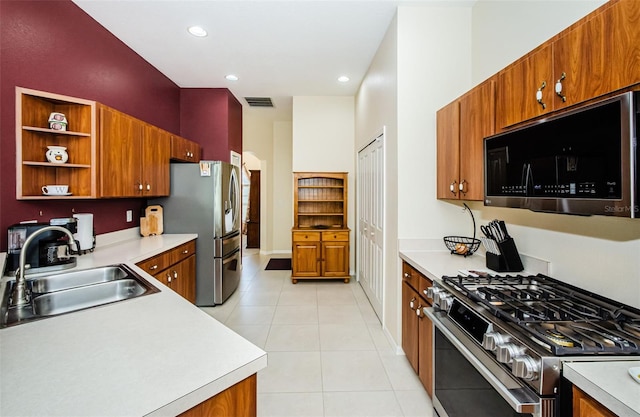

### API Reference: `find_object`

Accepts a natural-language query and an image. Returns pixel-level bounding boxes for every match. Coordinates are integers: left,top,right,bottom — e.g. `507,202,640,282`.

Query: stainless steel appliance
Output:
151,161,241,306
484,91,639,217
426,273,640,417
6,220,78,275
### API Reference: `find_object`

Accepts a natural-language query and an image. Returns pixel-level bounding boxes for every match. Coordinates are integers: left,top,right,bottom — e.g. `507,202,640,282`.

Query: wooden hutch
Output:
291,172,350,283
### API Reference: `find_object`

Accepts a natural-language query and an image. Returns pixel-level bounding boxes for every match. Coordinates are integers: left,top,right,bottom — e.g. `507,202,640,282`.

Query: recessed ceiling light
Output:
188,26,207,37
338,76,350,83
225,74,239,81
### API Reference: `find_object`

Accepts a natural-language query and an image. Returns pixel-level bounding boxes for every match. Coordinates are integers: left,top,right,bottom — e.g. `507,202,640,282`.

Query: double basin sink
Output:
1,264,159,328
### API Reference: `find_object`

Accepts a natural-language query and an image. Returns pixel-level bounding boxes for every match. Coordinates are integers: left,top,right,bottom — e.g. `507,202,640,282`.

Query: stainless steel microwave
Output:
484,91,638,217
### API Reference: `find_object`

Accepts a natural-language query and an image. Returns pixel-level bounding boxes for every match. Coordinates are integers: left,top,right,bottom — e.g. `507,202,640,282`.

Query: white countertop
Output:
0,234,267,417
564,361,640,416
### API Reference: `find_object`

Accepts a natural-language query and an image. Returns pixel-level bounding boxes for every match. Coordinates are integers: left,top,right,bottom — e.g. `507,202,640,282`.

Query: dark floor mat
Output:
265,258,292,270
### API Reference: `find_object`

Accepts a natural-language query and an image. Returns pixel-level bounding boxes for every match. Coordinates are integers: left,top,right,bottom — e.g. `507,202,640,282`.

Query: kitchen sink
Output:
1,264,159,328
30,265,129,293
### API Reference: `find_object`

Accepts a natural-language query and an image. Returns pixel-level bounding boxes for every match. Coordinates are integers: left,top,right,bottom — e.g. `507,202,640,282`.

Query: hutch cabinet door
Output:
292,241,321,277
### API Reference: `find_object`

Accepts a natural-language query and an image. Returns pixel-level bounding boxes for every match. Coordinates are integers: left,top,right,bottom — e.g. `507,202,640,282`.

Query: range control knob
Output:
426,286,440,299
496,343,526,364
433,290,449,306
512,355,540,380
439,295,454,311
482,332,511,351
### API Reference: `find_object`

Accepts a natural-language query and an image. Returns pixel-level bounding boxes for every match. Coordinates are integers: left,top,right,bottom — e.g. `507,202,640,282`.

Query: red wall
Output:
0,1,241,251
180,89,243,161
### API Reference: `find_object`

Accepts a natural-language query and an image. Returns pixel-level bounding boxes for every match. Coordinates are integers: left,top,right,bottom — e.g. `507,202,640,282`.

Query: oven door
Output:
426,308,540,417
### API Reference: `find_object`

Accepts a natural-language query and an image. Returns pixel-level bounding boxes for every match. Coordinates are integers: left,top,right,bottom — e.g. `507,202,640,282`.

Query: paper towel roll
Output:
73,213,94,251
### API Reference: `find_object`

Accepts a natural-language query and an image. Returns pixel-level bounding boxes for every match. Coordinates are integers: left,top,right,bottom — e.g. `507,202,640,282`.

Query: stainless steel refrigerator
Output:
151,161,241,306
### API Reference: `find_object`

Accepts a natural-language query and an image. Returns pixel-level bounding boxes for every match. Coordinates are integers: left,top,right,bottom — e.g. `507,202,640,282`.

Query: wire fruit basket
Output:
443,203,481,257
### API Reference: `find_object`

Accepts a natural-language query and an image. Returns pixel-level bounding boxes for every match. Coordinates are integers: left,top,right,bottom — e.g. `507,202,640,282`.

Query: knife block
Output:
486,237,524,272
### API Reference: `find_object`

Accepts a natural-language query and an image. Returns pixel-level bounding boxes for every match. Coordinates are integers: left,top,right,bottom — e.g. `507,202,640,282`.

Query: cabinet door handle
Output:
555,72,566,102
459,179,467,195
449,180,458,196
536,81,547,109
149,264,158,270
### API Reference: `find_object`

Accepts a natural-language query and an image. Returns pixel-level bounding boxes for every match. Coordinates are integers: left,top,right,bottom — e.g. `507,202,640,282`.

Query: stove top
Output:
441,273,640,355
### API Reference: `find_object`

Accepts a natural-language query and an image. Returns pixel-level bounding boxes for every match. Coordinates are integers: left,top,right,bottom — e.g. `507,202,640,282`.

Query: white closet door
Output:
357,133,384,320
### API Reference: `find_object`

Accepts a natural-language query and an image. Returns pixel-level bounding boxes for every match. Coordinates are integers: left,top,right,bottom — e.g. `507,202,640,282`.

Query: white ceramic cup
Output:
42,185,69,195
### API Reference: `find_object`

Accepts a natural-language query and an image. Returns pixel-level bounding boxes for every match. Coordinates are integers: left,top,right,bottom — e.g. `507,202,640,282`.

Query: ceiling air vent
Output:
245,97,274,107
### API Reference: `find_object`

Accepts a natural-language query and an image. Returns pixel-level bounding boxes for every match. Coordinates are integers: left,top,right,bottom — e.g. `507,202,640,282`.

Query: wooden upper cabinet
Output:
437,79,495,201
436,100,460,199
170,135,201,163
142,125,170,196
459,79,495,201
98,105,170,197
554,0,640,110
497,0,640,129
496,45,552,129
99,105,143,197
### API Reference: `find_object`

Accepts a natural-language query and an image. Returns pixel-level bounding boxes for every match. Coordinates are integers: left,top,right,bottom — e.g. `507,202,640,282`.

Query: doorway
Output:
246,170,261,248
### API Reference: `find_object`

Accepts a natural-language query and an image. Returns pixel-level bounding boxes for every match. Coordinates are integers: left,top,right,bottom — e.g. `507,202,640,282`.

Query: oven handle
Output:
425,307,540,415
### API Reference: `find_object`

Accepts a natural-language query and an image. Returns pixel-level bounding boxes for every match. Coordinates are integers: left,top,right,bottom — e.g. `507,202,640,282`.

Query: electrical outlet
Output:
126,210,133,222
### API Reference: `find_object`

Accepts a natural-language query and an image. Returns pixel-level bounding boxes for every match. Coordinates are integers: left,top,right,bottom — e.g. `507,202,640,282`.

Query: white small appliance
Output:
73,213,95,252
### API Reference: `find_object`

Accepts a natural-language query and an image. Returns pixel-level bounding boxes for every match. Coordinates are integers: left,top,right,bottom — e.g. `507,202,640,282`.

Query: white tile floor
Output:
201,249,434,417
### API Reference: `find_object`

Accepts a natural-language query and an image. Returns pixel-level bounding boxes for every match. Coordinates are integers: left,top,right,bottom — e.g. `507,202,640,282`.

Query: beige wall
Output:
292,96,356,258
272,121,293,254
355,15,399,346
471,0,606,83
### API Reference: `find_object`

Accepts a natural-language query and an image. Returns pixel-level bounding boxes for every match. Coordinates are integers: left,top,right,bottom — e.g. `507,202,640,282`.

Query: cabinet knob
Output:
167,273,172,282
149,264,158,270
138,182,143,191
536,80,547,109
403,272,411,279
182,249,189,254
409,297,416,309
146,183,151,191
416,305,423,317
555,72,566,102
173,271,178,279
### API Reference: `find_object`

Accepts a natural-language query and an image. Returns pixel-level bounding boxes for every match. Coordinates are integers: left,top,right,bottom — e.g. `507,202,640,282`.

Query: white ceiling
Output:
72,0,464,119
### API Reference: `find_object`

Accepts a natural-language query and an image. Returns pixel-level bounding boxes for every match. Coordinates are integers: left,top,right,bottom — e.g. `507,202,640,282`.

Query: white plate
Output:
43,192,72,196
628,367,640,384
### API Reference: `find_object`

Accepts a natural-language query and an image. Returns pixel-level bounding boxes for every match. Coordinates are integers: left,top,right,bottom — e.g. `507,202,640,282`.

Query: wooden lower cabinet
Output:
291,229,350,283
136,240,196,303
572,386,617,417
401,261,433,396
179,374,257,417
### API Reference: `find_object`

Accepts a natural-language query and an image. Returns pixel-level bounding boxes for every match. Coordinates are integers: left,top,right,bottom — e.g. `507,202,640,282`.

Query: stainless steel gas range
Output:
425,272,640,417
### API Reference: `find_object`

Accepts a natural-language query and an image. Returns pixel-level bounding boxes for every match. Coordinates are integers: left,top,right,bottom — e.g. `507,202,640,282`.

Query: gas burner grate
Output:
442,273,640,355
